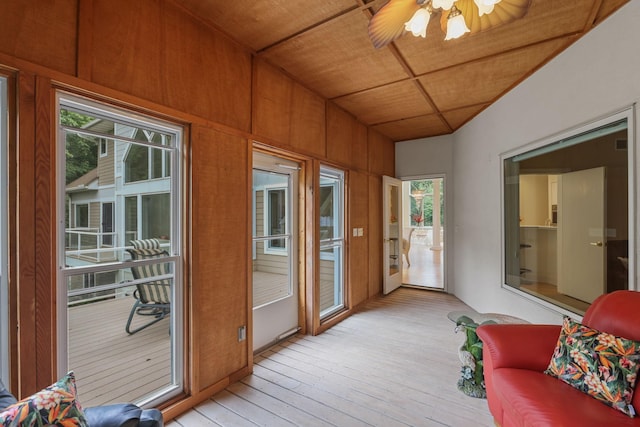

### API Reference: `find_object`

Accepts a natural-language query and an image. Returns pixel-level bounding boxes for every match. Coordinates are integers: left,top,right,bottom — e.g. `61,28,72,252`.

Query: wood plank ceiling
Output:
173,0,629,142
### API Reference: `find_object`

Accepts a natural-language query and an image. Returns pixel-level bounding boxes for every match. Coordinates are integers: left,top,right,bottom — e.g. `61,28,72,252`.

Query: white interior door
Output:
557,167,606,303
383,176,403,294
252,153,299,352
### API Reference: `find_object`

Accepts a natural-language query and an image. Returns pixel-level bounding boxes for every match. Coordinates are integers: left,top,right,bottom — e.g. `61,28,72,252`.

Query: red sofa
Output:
477,291,640,427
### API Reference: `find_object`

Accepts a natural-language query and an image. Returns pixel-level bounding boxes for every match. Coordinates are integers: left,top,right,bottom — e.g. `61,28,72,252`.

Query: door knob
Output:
589,241,604,247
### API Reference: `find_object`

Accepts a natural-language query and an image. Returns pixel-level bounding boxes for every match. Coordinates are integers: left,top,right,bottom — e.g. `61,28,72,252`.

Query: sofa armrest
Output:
476,324,561,371
140,408,164,427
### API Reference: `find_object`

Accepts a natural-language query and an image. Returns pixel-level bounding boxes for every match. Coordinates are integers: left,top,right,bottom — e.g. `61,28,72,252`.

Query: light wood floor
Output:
402,241,444,289
167,288,494,427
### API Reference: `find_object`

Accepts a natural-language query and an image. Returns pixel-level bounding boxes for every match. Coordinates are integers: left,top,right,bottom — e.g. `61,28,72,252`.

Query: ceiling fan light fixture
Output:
432,0,456,10
444,5,470,40
404,8,431,38
473,0,500,16
368,0,530,48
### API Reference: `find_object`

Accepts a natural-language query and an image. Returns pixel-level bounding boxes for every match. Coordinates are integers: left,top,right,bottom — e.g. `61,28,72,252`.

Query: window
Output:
74,204,89,228
124,130,171,183
319,166,345,319
502,110,633,315
0,76,8,384
99,138,108,157
264,186,287,253
57,93,182,407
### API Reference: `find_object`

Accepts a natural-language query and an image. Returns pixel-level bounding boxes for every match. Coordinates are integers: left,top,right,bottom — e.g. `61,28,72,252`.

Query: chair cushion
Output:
130,239,161,250
0,372,88,426
545,317,640,417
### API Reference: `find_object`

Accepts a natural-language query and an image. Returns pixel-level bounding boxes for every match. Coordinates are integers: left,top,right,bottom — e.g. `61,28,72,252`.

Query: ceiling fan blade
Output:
369,0,421,48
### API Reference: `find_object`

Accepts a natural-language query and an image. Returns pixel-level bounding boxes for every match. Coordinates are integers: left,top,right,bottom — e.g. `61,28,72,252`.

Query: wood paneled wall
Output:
0,0,394,417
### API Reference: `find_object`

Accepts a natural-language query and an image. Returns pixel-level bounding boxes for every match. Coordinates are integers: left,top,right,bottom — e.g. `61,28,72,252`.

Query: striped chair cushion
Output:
128,241,171,305
130,238,161,250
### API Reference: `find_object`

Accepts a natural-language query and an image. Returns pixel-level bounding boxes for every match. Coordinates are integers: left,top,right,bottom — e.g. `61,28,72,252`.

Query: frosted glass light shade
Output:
404,8,431,38
474,0,501,16
432,0,456,10
445,13,470,40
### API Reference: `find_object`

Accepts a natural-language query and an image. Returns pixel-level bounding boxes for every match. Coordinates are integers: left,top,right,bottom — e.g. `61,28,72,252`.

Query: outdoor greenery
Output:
61,109,97,184
409,180,444,227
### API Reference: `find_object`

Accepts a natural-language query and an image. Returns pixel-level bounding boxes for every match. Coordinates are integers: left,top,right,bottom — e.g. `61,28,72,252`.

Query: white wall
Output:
398,2,640,323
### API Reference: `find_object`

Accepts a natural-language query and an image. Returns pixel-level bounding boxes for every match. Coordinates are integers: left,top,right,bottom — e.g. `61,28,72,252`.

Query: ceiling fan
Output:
368,0,531,49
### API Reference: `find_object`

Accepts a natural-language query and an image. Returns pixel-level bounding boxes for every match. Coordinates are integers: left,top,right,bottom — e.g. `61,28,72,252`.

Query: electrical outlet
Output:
238,325,246,342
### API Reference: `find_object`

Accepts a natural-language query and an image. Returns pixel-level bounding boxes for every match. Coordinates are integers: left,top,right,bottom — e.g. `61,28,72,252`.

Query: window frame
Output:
0,76,9,385
500,107,636,317
55,92,184,407
263,185,288,255
319,165,346,320
99,138,108,157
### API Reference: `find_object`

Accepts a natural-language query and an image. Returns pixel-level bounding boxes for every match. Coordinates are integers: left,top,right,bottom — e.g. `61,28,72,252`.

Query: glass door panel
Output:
319,166,345,319
383,176,403,294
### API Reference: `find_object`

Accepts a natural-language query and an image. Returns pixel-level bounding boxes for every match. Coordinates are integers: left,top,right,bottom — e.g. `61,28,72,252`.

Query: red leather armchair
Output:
477,291,640,427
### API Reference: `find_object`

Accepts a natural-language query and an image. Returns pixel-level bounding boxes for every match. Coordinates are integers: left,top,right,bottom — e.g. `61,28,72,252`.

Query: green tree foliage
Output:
61,109,98,184
409,180,444,226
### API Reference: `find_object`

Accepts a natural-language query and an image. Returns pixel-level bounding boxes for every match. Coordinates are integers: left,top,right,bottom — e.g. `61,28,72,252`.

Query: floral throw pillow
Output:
0,372,88,426
545,317,640,417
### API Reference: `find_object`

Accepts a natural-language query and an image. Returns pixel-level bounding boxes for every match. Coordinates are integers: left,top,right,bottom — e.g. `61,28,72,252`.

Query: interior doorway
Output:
401,177,445,290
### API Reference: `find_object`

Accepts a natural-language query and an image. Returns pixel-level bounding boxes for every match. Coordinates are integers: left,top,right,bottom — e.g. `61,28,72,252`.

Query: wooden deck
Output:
253,271,289,307
68,296,171,407
168,288,494,427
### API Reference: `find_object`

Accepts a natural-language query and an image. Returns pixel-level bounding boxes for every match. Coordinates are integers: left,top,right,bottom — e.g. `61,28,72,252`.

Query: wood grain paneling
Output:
351,122,368,173
367,130,394,177
334,80,435,125
34,76,55,390
175,0,356,52
253,60,326,155
290,83,326,158
261,10,409,100
420,38,573,112
253,60,292,145
16,72,37,397
368,175,382,298
0,1,77,76
372,114,451,142
348,171,368,307
326,104,351,166
87,0,252,132
326,104,369,171
381,134,395,177
191,126,249,390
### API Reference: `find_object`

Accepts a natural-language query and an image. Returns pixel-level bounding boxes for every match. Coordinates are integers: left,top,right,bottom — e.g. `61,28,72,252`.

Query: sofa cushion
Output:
495,368,640,427
545,317,640,417
0,372,88,427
